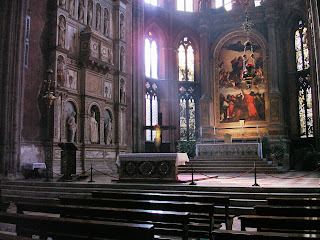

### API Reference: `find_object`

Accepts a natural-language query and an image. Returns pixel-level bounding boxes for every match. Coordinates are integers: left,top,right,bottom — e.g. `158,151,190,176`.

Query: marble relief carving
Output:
120,47,125,72
86,150,104,159
67,25,77,54
67,69,77,89
90,40,99,58
120,78,125,103
59,0,66,9
104,81,112,99
120,13,125,40
57,55,66,86
108,48,113,64
87,72,102,95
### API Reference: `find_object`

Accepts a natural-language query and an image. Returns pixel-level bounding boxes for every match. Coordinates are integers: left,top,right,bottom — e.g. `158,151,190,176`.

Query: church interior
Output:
1,0,320,239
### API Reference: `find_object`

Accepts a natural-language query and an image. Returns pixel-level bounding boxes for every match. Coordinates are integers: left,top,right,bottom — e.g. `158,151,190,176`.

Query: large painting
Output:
218,36,266,123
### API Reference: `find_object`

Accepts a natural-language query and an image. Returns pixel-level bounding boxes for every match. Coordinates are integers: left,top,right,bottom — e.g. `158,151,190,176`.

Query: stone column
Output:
131,0,145,152
0,0,28,177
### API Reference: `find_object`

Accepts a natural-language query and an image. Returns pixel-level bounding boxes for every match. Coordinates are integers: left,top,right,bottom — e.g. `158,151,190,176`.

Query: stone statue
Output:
69,0,75,16
96,5,101,30
120,47,125,72
120,80,125,103
87,0,93,27
57,56,66,86
78,0,85,23
104,8,110,37
120,14,125,40
89,112,99,143
104,118,112,145
67,112,77,143
59,0,66,8
58,16,66,47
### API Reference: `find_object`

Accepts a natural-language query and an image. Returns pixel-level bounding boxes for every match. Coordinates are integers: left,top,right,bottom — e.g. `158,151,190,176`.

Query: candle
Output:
242,126,244,135
214,126,216,136
200,127,203,137
256,124,259,135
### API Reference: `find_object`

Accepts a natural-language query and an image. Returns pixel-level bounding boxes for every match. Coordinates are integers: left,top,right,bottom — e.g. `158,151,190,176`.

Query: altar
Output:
196,143,263,159
116,153,189,181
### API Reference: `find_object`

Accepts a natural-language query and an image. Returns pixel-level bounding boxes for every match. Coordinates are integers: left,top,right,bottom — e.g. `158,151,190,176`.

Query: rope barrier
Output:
215,168,255,179
256,166,320,179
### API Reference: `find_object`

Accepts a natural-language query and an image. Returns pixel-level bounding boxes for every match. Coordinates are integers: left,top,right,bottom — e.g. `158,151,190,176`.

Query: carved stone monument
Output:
58,143,77,181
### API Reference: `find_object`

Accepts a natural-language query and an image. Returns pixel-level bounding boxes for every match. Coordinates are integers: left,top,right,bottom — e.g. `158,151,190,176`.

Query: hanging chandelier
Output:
240,0,256,89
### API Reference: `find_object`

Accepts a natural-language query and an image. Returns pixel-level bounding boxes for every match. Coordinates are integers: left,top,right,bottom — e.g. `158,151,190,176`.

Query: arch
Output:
87,102,102,115
212,30,268,125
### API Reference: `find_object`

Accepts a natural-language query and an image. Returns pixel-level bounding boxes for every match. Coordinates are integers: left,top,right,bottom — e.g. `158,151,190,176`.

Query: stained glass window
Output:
215,0,232,11
145,33,158,79
145,81,159,141
145,0,157,6
179,85,196,141
178,37,194,82
177,0,193,12
254,0,262,7
295,21,313,138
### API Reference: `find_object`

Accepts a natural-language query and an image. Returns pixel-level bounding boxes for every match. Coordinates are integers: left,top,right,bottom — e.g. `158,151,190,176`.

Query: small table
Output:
117,153,189,182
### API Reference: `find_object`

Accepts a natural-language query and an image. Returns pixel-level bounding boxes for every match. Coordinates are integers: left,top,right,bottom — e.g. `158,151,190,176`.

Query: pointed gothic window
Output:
145,81,159,141
145,0,158,6
254,0,262,7
177,0,193,12
178,37,196,141
215,0,232,11
145,33,158,79
295,21,313,138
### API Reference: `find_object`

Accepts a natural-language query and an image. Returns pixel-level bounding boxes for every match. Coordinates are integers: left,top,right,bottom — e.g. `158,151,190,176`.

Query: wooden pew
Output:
239,215,320,233
255,205,320,217
60,196,215,237
16,201,190,240
0,211,155,240
212,229,320,240
91,190,233,230
267,197,320,206
0,233,34,240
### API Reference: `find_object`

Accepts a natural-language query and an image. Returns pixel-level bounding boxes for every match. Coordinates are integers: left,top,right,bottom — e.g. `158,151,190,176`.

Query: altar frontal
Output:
116,153,189,182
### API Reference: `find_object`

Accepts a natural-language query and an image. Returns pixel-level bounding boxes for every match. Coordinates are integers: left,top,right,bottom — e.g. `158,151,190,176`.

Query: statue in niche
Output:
58,16,66,47
57,56,66,86
87,0,93,27
120,47,125,72
120,80,125,103
104,9,110,37
69,0,75,17
78,0,85,23
108,48,113,64
96,5,101,30
67,112,77,143
59,0,66,9
104,118,112,145
120,14,125,40
70,29,77,53
89,112,99,143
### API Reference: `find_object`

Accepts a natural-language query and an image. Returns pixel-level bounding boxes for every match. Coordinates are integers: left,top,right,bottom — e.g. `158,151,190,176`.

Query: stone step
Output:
178,167,280,173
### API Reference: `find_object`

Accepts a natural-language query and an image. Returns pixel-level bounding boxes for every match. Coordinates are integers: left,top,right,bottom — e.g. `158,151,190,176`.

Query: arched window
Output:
145,0,158,6
215,0,232,11
177,0,193,12
254,0,262,7
145,81,159,141
145,32,158,79
178,37,194,82
295,20,313,138
178,37,196,140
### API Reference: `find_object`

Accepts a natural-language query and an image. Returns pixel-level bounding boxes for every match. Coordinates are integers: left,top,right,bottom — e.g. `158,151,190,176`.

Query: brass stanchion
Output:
189,166,196,185
252,162,260,187
88,164,95,183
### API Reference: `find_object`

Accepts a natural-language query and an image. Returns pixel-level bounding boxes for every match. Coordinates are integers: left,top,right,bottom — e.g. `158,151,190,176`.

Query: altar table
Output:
116,153,189,181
